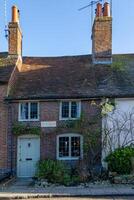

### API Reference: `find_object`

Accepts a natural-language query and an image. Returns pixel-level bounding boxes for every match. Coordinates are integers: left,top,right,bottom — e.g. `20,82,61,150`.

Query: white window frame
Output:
57,133,83,160
59,101,81,120
19,102,39,121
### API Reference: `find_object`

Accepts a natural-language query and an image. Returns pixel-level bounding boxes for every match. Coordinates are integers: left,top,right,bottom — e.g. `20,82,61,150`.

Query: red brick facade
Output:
0,85,9,173
8,100,101,174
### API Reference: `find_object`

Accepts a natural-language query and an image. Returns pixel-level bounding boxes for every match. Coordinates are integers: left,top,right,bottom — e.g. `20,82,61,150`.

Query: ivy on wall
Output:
12,123,41,136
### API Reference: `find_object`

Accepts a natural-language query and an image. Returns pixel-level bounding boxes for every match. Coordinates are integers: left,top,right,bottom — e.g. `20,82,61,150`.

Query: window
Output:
57,134,83,160
60,101,81,120
19,102,39,121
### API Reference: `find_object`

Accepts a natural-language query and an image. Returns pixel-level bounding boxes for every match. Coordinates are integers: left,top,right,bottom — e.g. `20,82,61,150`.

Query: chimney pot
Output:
96,3,102,17
12,5,19,23
103,2,110,17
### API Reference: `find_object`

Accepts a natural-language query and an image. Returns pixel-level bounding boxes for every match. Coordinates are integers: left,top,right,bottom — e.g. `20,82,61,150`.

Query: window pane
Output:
71,102,78,118
59,137,69,157
62,102,69,118
71,137,80,157
30,102,38,119
20,103,28,120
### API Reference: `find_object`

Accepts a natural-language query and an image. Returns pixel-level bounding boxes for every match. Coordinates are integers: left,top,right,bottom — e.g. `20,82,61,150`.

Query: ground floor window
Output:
57,134,83,160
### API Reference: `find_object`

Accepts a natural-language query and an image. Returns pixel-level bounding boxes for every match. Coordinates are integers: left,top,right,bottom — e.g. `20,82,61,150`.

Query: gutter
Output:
5,96,102,103
4,94,134,102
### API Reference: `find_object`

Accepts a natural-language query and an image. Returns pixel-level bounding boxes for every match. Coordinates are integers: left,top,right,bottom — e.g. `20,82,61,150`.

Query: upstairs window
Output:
60,101,81,120
19,102,39,121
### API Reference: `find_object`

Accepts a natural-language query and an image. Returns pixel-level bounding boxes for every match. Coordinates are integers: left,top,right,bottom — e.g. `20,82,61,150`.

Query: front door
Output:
17,136,40,177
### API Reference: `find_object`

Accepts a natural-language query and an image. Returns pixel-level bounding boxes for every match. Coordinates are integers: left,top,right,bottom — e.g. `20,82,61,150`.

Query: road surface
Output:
17,197,134,200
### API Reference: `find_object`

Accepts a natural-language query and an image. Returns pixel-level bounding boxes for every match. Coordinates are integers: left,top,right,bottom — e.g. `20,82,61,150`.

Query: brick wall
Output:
8,22,22,56
10,100,102,173
0,85,9,174
92,16,112,64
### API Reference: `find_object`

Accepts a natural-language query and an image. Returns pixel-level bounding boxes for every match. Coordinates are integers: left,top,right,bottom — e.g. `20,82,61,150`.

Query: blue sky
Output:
0,0,134,56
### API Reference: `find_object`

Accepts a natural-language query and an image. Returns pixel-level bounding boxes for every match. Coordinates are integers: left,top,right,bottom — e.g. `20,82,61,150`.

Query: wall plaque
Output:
41,121,57,128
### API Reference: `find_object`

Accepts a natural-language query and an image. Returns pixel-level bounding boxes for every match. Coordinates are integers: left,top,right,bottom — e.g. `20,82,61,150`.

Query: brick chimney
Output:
92,2,112,64
8,6,22,56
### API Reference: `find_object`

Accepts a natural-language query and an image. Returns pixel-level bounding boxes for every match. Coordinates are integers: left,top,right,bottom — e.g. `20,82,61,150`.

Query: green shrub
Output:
36,159,72,185
105,146,134,175
12,123,41,136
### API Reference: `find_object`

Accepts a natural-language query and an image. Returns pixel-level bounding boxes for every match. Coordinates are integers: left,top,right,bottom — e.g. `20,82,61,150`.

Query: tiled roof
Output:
8,54,134,100
0,52,17,84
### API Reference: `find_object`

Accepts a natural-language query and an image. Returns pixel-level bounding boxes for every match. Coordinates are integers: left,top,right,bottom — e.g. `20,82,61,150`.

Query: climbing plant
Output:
100,98,115,116
91,98,115,116
12,122,41,136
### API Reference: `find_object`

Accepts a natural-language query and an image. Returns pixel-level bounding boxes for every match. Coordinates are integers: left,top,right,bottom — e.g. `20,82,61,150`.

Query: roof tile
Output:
8,54,134,99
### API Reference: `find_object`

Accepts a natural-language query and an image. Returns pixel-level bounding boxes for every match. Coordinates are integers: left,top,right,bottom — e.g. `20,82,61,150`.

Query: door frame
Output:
17,134,40,177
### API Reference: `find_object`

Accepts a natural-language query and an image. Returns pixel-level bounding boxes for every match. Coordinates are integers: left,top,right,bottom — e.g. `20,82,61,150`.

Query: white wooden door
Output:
17,136,40,177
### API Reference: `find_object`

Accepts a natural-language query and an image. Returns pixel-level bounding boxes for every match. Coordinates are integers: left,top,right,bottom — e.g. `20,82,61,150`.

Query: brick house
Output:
0,2,134,178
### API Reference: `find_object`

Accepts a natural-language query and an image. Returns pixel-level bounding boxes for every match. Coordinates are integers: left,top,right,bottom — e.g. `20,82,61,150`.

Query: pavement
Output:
12,198,134,200
0,178,134,199
6,198,134,200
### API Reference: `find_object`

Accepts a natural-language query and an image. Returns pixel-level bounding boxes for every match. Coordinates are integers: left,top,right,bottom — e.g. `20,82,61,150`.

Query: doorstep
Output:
0,176,16,189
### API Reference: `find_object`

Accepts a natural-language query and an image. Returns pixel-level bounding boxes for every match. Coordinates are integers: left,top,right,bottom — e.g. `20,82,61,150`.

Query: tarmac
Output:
0,178,134,199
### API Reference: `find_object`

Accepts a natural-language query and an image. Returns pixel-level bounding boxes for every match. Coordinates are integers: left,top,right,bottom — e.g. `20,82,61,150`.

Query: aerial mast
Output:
4,0,8,39
79,0,112,28
79,0,102,27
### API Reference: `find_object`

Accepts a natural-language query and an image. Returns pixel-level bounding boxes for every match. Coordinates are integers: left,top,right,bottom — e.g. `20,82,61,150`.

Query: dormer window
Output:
60,101,81,120
19,102,39,121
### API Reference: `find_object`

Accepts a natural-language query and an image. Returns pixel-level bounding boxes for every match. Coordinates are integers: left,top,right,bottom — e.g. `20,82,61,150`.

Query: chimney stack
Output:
92,2,112,64
8,5,22,56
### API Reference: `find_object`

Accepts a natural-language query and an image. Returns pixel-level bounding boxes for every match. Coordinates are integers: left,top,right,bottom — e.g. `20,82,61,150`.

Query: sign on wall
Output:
41,121,57,128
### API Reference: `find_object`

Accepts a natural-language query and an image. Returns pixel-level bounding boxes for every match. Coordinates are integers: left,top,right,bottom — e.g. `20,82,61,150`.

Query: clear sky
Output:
0,0,134,56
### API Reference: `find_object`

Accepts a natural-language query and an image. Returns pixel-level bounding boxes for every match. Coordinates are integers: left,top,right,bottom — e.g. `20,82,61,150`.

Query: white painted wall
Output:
102,98,134,168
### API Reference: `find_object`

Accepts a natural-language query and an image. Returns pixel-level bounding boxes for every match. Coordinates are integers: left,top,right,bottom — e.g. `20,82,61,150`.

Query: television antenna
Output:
78,0,103,27
78,0,112,28
4,0,9,40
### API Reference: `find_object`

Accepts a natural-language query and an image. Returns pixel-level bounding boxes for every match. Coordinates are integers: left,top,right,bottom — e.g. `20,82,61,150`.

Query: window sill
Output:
59,117,80,121
18,119,40,122
57,157,81,161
